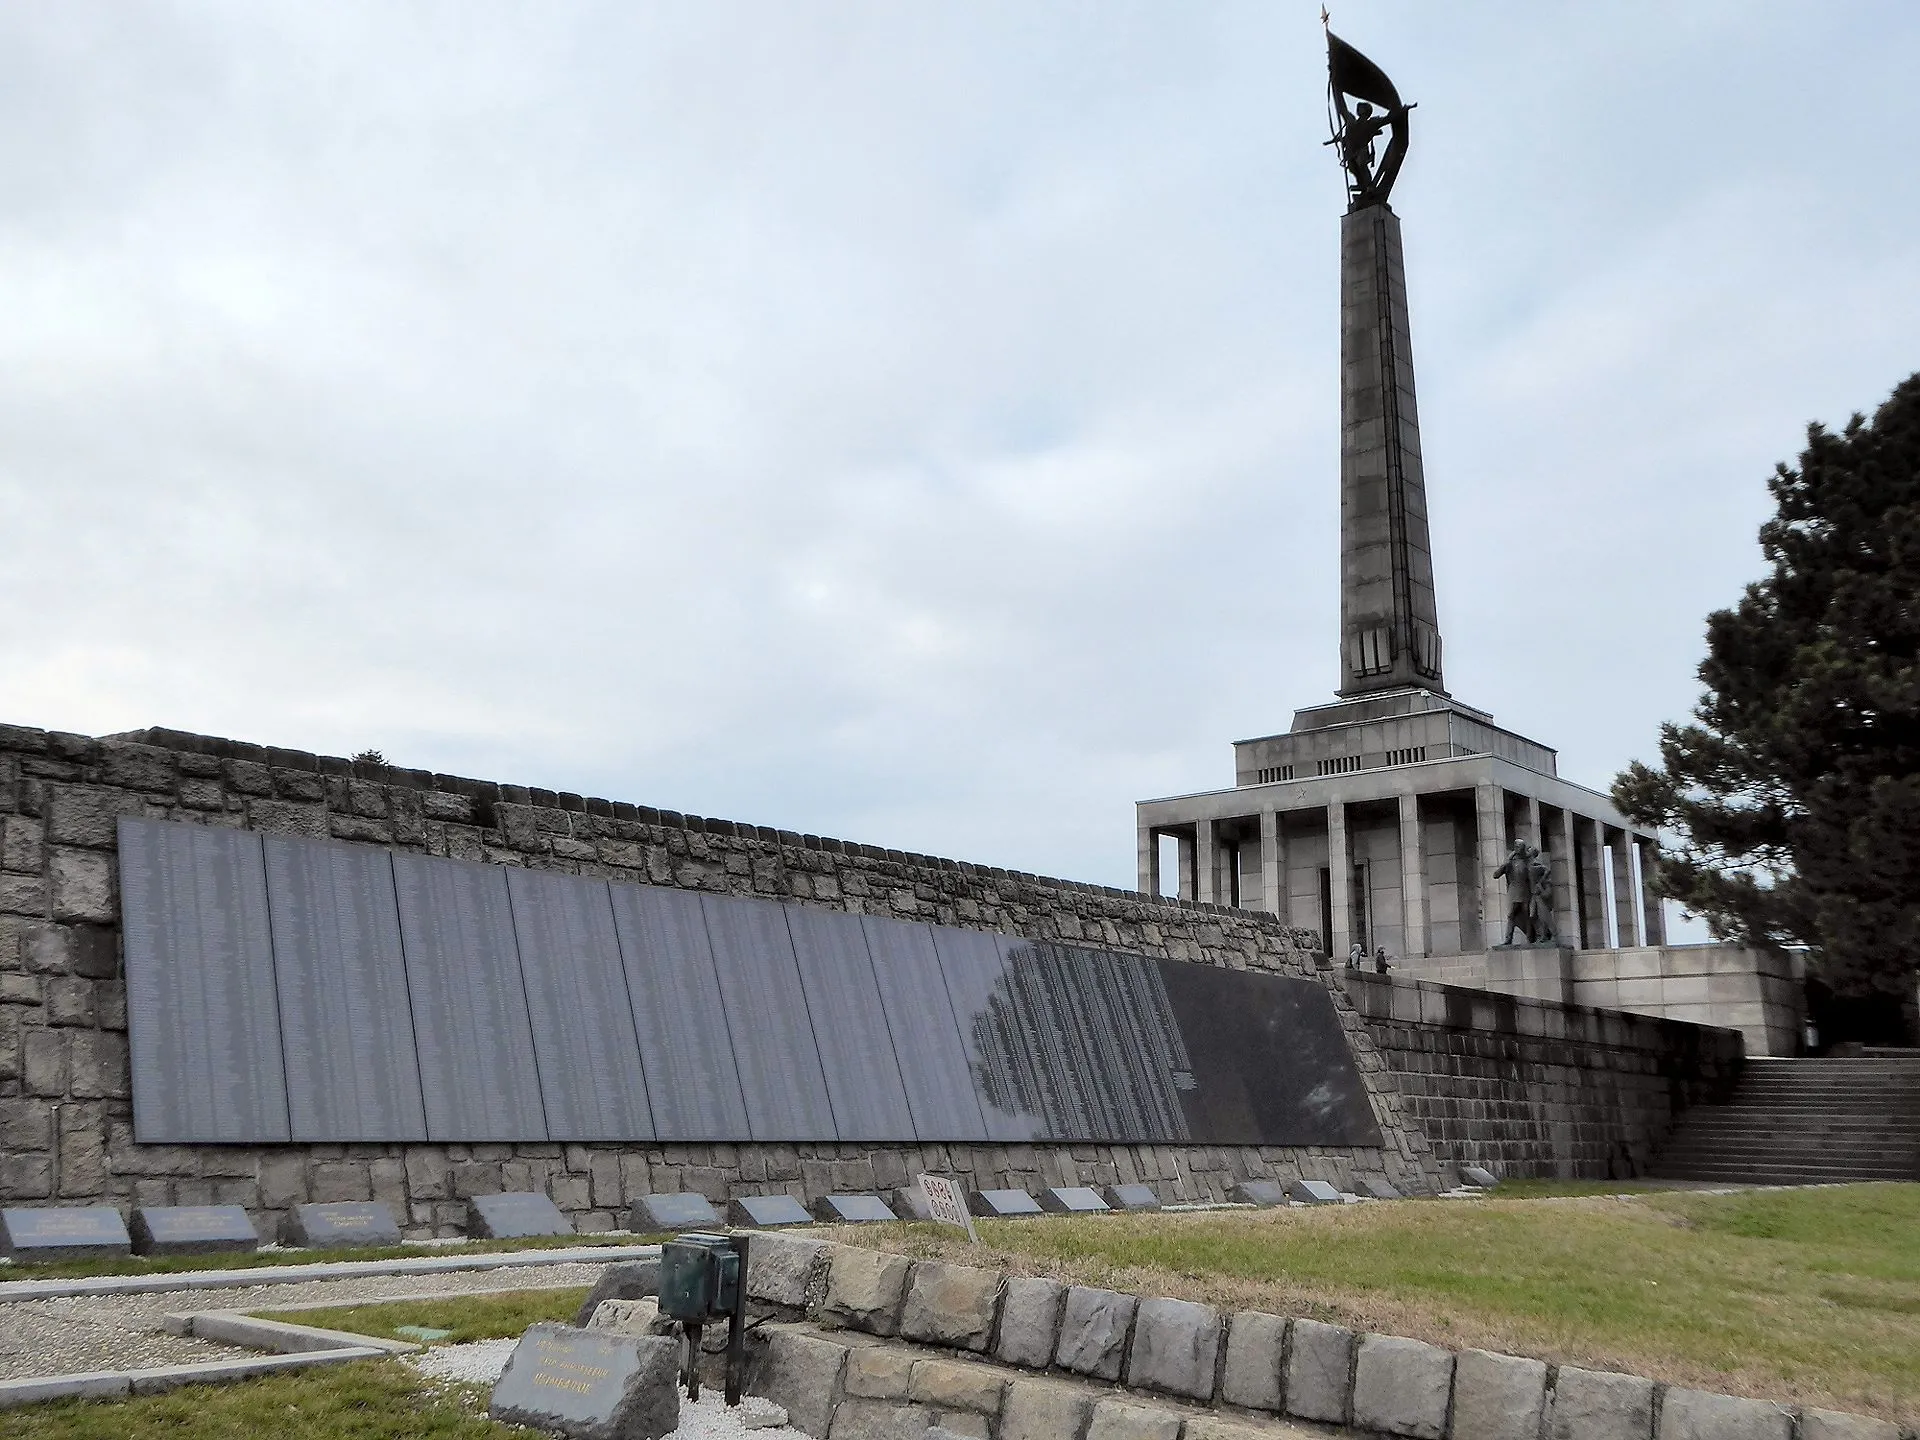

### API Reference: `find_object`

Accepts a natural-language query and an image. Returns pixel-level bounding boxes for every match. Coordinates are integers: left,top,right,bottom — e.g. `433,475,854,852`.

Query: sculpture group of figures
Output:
1494,840,1558,946
1325,24,1413,211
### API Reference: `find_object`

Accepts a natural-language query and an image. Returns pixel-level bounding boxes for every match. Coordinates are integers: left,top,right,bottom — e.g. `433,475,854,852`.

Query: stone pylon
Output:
1338,203,1445,697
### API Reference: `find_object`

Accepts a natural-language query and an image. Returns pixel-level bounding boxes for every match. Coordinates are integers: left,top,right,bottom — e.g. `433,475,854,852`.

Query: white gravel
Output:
411,1341,804,1436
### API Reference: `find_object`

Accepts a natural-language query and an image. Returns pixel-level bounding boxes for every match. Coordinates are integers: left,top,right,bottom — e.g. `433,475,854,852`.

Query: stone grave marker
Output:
1460,1165,1501,1189
1288,1179,1347,1206
130,1205,258,1257
916,1175,978,1241
1039,1186,1111,1214
811,1194,897,1224
1357,1176,1402,1200
627,1193,722,1232
0,1206,132,1262
489,1322,679,1440
284,1201,402,1249
969,1188,1042,1218
469,1191,572,1240
890,1186,936,1222
727,1194,811,1228
1229,1180,1287,1208
1104,1183,1162,1211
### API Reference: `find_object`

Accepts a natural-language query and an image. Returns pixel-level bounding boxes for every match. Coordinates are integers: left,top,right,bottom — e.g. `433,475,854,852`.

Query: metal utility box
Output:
659,1231,741,1322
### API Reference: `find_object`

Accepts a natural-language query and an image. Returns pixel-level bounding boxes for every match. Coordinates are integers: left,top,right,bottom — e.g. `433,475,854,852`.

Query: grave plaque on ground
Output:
489,1322,678,1440
1104,1183,1161,1211
1039,1186,1110,1215
0,1206,132,1262
812,1194,897,1224
284,1201,402,1249
1460,1165,1501,1189
891,1186,936,1222
627,1193,722,1232
468,1191,572,1240
130,1205,258,1256
969,1188,1042,1218
1357,1177,1402,1200
727,1194,811,1228
1229,1180,1286,1208
1288,1179,1347,1206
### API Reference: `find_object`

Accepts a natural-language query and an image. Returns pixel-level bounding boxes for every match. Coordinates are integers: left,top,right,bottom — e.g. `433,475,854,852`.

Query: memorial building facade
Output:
1135,31,1798,1055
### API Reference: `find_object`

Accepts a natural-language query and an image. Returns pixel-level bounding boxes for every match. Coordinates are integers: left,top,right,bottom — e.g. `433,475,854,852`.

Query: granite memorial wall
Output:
118,817,1383,1151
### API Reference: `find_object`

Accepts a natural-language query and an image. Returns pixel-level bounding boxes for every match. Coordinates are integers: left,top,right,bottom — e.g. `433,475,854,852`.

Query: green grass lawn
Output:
0,1359,521,1440
865,1182,1920,1424
257,1288,591,1346
0,1232,658,1283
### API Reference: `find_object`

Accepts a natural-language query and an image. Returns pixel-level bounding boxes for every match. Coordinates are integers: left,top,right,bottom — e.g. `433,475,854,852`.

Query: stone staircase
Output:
1652,1055,1920,1184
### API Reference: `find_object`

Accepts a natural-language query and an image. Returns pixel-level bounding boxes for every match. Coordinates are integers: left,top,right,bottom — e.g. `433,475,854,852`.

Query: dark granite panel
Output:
860,916,988,1143
1153,960,1383,1147
505,869,653,1141
927,926,1045,1142
263,835,426,1142
700,895,835,1142
130,1205,259,1256
392,853,547,1141
784,905,915,1141
726,1194,812,1227
468,1192,572,1239
0,1206,132,1260
607,882,751,1142
118,818,289,1143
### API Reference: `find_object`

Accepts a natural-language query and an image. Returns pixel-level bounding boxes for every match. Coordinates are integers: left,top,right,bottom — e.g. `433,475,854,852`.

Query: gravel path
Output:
0,1260,605,1382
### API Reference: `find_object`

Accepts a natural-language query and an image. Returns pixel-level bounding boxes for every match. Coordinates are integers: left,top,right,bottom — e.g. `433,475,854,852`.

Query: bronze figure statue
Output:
1493,839,1537,945
1325,27,1412,211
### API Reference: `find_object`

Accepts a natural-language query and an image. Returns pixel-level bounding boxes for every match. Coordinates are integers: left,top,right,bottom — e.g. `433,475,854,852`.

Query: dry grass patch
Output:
855,1184,1920,1426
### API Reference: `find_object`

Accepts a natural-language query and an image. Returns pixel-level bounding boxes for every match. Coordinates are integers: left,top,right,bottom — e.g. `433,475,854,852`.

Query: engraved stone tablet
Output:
1461,1165,1500,1189
468,1192,572,1240
130,1205,258,1257
627,1193,722,1232
1357,1177,1402,1200
489,1322,679,1440
916,1175,977,1241
284,1201,402,1249
1039,1186,1110,1214
727,1194,812,1228
1229,1180,1286,1208
811,1194,897,1224
1104,1184,1161,1211
1288,1179,1347,1206
969,1188,1042,1218
0,1206,132,1262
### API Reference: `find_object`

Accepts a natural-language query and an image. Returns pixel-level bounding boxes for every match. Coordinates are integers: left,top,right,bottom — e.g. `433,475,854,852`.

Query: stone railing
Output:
737,1234,1905,1440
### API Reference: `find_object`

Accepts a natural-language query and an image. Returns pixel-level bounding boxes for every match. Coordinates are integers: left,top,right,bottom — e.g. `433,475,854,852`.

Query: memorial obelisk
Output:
1327,29,1446,698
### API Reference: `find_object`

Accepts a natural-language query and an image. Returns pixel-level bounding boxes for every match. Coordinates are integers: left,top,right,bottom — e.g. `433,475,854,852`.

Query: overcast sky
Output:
3,3,1916,930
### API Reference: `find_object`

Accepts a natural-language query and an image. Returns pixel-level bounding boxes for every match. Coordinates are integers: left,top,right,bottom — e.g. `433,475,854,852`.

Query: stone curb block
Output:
0,1372,132,1410
185,1311,420,1355
0,1243,662,1305
0,1348,395,1410
1353,1332,1455,1439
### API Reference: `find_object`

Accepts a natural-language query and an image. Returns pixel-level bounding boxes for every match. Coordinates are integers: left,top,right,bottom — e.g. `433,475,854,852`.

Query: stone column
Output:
1176,831,1196,903
1195,819,1218,905
1137,822,1159,896
1260,810,1284,919
1327,800,1352,959
1636,836,1667,945
1522,796,1542,850
1579,817,1608,948
1474,783,1506,947
1553,808,1580,944
1338,204,1445,697
1397,792,1427,958
1607,827,1640,948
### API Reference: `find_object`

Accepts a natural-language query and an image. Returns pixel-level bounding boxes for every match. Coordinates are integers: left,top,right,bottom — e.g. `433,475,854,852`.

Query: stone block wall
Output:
1339,971,1744,1179
0,722,1447,1236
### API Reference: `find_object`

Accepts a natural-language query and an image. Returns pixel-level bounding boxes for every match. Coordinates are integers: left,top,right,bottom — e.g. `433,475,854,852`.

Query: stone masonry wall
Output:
1340,971,1745,1180
0,722,1451,1238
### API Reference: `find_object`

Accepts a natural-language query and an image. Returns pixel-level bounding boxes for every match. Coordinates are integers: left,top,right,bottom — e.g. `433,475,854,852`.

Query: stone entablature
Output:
0,719,1443,1233
1234,689,1558,787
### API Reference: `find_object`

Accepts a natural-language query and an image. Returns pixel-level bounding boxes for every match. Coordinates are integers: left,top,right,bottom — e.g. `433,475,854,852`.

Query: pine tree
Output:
1613,373,1920,1028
